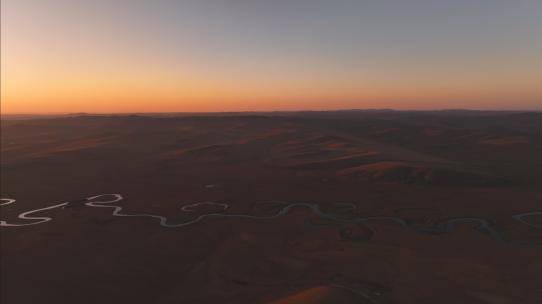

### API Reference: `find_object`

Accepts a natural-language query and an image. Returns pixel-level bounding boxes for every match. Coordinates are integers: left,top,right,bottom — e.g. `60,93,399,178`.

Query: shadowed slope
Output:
269,286,366,304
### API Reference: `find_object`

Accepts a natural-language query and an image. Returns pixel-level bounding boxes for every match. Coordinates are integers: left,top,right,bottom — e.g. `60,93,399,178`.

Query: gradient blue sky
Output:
2,0,541,113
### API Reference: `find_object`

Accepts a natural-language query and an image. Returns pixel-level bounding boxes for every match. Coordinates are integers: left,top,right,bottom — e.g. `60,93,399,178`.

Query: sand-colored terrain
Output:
1,111,541,303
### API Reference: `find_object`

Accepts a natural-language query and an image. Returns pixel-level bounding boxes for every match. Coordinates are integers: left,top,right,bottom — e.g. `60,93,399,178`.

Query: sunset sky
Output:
1,0,541,113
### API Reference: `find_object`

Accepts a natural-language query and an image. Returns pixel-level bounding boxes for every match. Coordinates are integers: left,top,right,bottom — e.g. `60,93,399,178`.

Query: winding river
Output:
1,194,541,244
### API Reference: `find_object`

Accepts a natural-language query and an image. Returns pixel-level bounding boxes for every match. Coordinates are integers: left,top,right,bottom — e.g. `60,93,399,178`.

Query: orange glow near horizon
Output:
3,51,540,113
3,64,540,113
2,41,541,113
3,85,541,114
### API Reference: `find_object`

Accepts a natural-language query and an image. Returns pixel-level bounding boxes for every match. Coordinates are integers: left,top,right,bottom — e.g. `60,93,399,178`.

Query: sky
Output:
1,0,541,113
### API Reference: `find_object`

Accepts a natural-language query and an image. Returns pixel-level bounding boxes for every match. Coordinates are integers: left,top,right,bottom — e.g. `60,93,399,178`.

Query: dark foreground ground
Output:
1,110,542,303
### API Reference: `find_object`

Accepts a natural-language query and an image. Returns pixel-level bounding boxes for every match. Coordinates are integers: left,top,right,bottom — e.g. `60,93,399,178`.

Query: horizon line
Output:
2,107,542,116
